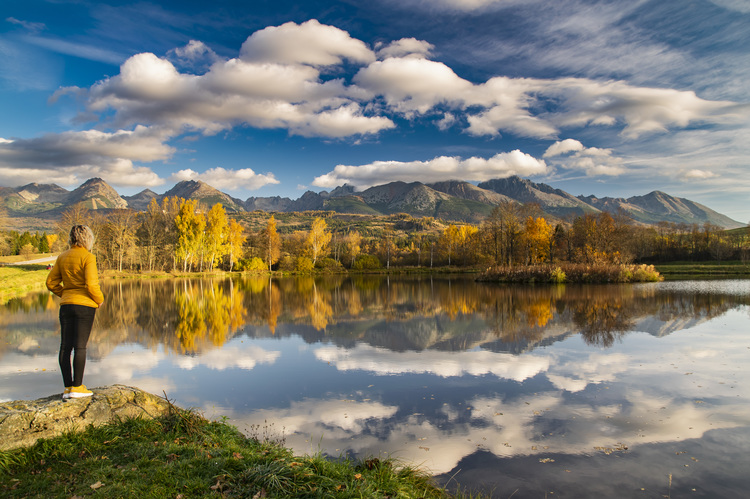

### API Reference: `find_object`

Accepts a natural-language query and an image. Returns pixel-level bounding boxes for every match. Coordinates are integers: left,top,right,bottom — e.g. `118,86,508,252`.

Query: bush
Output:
550,266,567,283
352,254,381,270
246,257,267,273
278,255,296,272
316,257,344,272
295,256,314,273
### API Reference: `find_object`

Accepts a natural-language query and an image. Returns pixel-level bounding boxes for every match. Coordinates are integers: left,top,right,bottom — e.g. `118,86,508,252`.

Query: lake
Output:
2,276,749,498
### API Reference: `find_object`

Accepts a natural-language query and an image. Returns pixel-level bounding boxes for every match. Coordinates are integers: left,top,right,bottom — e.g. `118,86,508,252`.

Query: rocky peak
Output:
66,177,127,209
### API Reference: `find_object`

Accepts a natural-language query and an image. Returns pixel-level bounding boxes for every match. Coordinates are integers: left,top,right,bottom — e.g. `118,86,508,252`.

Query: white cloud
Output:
544,139,626,176
683,169,716,180
376,38,434,59
355,56,473,114
170,167,280,190
313,150,548,190
544,138,584,157
167,40,220,72
239,19,375,67
0,126,170,188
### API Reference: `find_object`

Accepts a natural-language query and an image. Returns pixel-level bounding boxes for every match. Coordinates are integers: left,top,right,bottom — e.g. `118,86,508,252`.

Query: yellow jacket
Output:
46,246,104,308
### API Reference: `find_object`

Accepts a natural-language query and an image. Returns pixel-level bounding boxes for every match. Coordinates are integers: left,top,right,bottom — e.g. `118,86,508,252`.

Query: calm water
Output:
2,276,749,498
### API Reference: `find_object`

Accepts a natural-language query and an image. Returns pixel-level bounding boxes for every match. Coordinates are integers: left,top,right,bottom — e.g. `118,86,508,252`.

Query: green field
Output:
654,260,750,278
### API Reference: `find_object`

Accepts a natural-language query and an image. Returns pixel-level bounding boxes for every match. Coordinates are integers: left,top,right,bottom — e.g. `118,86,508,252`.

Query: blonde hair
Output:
69,225,95,251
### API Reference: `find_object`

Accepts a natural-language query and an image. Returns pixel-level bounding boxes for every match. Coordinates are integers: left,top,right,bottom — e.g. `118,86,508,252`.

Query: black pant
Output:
59,304,96,387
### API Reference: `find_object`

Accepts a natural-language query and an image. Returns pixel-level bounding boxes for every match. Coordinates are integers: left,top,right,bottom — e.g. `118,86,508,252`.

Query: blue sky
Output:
1,0,748,222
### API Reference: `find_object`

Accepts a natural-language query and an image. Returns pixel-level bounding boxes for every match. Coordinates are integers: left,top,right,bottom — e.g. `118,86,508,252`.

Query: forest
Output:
1,197,748,272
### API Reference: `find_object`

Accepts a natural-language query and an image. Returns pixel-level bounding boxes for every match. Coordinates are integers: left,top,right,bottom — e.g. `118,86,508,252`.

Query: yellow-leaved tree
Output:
175,199,205,272
305,217,331,265
261,215,282,271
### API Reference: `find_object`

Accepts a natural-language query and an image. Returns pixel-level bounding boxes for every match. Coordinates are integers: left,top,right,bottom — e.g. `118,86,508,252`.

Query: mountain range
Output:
0,176,743,229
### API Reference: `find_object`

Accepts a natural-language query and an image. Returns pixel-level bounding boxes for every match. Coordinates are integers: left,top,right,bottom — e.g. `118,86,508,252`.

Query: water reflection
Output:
2,277,749,497
6,276,746,357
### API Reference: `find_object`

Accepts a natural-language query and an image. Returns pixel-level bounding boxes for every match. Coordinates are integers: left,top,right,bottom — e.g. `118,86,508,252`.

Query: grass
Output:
0,406,471,499
477,263,663,283
0,265,51,305
654,260,750,278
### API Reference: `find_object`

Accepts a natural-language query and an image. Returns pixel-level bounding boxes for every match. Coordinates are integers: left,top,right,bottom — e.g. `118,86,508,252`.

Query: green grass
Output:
654,260,750,277
0,266,51,305
0,408,472,498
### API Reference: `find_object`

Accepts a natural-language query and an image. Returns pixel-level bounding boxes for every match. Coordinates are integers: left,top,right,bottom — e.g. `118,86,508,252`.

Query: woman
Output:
46,225,104,400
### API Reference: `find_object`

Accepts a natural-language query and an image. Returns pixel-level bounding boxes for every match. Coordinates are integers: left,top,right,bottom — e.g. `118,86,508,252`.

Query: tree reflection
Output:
2,277,748,359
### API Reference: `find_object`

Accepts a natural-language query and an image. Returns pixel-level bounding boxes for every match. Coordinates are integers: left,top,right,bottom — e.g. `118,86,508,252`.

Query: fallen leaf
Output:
90,481,104,490
354,473,362,480
233,452,244,459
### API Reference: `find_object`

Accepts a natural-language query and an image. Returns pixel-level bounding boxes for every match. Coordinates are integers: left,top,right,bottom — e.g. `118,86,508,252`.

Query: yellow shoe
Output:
69,385,93,398
62,387,72,400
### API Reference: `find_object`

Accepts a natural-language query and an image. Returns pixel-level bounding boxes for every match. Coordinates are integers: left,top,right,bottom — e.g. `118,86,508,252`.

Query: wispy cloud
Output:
21,34,126,64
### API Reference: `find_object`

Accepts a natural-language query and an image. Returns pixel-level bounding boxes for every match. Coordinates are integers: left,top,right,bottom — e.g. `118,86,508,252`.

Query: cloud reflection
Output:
315,344,549,380
173,345,280,371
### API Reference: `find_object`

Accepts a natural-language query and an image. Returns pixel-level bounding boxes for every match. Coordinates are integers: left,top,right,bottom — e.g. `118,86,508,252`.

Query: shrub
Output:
352,254,381,270
550,266,567,283
295,256,314,273
278,255,296,272
246,257,267,273
316,257,344,272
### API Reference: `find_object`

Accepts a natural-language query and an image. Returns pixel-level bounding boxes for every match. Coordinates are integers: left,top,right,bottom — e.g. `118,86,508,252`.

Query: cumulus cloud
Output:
544,138,626,176
170,167,279,190
312,150,548,190
355,56,473,114
79,23,743,145
376,38,434,59
239,19,375,66
0,126,169,188
85,23,393,138
167,40,220,72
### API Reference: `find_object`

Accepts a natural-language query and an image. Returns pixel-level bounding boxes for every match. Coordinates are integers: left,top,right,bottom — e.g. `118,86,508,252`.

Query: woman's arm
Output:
45,258,64,297
84,253,105,306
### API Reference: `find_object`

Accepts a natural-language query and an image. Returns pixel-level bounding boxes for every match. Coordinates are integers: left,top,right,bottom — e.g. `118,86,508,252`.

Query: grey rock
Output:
0,384,172,451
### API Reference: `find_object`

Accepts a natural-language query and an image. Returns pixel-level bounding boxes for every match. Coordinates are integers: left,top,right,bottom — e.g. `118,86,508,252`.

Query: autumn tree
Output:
522,216,553,264
225,218,246,272
305,217,331,265
175,199,206,272
343,231,362,268
259,215,281,271
137,199,165,272
104,209,138,271
440,224,460,266
205,203,228,271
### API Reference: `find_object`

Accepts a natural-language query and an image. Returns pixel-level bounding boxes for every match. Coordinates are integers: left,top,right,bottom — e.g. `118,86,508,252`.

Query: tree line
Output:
1,200,748,270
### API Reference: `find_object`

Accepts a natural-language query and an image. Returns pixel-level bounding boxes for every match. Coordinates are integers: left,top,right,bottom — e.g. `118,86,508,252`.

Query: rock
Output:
0,385,172,451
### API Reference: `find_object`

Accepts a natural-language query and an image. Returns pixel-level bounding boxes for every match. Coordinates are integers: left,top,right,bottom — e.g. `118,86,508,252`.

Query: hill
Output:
0,176,744,230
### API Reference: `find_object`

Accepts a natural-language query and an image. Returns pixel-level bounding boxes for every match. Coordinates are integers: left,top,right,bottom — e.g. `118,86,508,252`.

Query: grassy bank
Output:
477,263,662,283
0,266,51,305
0,407,469,498
654,260,750,278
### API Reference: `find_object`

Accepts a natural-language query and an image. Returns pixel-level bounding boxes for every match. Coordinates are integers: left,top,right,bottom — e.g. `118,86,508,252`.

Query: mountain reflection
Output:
2,277,749,358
